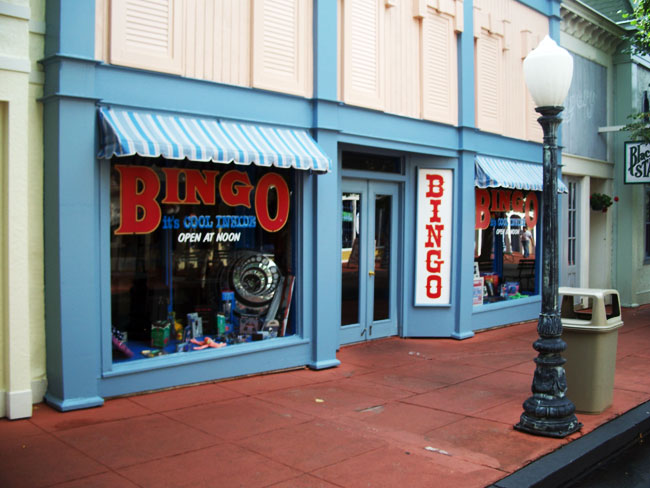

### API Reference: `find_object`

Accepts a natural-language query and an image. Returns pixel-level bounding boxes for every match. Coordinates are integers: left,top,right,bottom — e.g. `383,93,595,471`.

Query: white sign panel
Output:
625,142,650,184
415,168,453,306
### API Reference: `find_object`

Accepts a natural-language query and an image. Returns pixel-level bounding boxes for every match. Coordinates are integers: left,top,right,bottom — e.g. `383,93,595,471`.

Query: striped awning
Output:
475,155,568,193
97,106,332,172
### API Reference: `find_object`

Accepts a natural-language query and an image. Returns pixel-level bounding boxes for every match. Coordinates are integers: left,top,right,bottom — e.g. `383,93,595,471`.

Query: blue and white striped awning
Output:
475,155,568,193
97,106,332,172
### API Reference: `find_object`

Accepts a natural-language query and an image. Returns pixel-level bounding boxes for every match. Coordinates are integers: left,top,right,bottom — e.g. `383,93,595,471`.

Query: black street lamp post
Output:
515,36,582,438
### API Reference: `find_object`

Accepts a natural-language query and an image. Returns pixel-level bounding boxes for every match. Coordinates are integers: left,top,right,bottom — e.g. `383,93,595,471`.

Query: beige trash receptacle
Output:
559,287,623,414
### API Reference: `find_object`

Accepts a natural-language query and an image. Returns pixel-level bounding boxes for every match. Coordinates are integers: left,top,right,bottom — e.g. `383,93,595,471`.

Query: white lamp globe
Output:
523,36,574,108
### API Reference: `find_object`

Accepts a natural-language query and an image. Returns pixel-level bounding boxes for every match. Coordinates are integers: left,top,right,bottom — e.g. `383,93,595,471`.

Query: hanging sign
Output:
624,142,650,184
415,168,453,306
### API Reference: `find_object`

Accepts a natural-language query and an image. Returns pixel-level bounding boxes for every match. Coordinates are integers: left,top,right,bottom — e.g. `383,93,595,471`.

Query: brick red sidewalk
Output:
1,305,649,488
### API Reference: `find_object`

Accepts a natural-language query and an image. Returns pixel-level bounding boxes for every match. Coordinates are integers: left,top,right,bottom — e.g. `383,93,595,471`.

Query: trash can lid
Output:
558,287,619,298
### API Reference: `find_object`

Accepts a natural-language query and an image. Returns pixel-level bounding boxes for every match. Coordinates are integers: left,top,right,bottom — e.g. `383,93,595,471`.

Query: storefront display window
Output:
473,187,539,305
110,157,296,362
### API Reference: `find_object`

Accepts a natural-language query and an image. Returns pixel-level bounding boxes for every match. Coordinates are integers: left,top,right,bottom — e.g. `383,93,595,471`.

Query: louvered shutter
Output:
342,0,384,110
110,0,183,75
252,0,312,97
422,8,457,125
475,32,503,134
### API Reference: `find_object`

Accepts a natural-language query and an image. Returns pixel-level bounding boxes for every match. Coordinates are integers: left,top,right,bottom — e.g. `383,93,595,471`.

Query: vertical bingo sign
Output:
415,168,453,305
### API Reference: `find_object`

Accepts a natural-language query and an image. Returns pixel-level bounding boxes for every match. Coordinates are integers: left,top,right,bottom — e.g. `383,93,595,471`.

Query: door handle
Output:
369,270,375,276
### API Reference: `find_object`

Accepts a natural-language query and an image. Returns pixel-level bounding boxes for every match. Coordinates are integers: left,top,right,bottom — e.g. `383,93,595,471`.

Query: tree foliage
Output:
623,0,650,56
622,0,650,141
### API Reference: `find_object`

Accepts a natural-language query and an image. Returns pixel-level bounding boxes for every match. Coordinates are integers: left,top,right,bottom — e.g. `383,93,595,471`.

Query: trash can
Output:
559,287,623,414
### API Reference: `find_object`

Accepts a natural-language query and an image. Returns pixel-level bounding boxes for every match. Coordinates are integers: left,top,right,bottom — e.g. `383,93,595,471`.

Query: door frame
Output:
562,175,589,289
339,177,402,346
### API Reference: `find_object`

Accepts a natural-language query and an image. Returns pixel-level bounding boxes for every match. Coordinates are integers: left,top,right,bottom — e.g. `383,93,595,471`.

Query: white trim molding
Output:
561,0,625,55
0,1,30,20
5,389,32,419
0,55,31,74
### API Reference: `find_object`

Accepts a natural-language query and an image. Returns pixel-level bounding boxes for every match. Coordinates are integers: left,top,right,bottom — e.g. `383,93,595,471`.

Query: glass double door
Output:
340,179,399,345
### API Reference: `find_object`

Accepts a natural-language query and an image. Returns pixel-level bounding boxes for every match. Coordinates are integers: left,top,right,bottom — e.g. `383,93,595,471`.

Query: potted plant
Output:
590,192,613,212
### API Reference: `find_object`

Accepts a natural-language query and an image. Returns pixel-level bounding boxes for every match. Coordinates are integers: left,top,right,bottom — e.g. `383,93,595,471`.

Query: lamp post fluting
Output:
514,36,582,438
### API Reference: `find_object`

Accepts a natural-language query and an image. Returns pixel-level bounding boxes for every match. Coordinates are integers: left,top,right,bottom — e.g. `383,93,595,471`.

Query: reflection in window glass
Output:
373,194,391,321
110,158,295,363
341,193,361,326
473,188,539,305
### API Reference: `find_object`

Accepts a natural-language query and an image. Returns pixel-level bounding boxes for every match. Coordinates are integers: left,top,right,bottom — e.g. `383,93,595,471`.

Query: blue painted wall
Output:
43,0,559,409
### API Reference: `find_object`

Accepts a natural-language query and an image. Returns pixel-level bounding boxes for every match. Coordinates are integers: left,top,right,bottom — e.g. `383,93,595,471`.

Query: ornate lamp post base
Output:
516,401,582,438
515,322,582,438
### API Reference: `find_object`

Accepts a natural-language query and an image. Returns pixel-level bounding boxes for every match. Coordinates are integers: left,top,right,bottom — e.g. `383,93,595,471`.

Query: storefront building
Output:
558,0,650,307
559,0,621,293
0,0,46,420
43,0,563,411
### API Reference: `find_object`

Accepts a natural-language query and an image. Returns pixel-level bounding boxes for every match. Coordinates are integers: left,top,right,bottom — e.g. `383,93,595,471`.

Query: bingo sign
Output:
415,168,453,306
625,142,650,184
114,165,290,240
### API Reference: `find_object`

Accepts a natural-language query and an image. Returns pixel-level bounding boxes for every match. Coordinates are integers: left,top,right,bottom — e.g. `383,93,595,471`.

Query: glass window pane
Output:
474,188,539,304
373,194,391,321
341,193,361,325
342,152,402,173
110,159,294,363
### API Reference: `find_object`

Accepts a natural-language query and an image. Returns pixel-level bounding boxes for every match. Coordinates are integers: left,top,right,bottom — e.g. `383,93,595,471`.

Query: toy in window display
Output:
190,337,226,350
216,313,227,336
216,251,287,336
151,320,172,348
221,290,235,332
239,314,262,335
263,319,280,338
501,282,520,299
187,313,203,338
264,275,285,329
278,276,295,337
112,328,134,358
231,252,282,307
117,249,296,360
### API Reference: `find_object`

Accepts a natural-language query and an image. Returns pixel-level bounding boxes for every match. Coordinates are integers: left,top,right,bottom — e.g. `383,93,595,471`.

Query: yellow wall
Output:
0,0,46,419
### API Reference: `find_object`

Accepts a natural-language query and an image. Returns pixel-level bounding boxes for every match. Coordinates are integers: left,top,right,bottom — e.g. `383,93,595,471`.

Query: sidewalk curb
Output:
488,400,650,488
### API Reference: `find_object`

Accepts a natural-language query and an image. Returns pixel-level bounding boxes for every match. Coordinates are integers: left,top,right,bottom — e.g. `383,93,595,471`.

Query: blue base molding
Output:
308,359,341,370
451,330,475,340
44,392,104,412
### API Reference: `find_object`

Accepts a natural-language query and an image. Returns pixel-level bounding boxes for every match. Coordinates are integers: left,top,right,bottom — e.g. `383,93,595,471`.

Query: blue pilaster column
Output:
42,0,104,410
454,0,477,339
309,0,341,369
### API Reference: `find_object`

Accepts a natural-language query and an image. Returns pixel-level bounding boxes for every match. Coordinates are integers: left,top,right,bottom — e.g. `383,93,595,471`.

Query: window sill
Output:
472,294,540,314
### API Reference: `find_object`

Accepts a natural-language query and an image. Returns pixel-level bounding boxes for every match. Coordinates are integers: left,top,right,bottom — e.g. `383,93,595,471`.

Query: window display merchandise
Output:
110,158,296,362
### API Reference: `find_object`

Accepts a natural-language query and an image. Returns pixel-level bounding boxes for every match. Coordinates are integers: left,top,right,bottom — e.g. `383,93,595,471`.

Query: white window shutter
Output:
251,0,312,98
475,32,503,134
109,0,183,75
422,8,457,125
342,0,384,111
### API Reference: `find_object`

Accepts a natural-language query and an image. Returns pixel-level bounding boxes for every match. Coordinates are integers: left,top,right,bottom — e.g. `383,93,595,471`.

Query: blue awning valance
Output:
97,106,332,172
475,155,568,193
